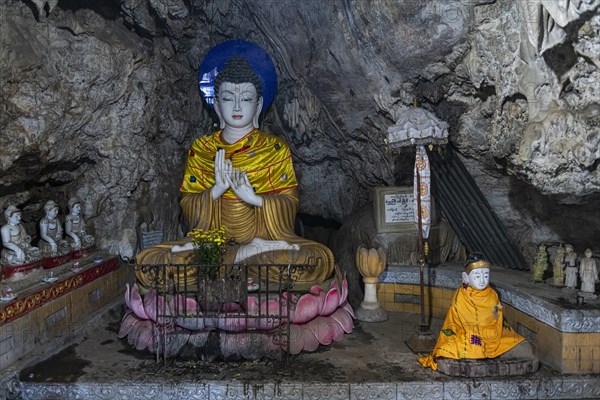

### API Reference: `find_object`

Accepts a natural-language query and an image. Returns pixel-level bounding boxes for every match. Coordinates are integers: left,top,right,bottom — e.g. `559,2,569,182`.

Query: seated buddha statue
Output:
65,196,95,250
1,205,41,265
135,56,334,289
418,254,526,371
38,200,71,258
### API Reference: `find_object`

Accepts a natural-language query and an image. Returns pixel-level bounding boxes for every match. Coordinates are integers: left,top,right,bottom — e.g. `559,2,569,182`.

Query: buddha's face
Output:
71,203,81,216
8,212,21,225
216,82,261,131
465,268,490,290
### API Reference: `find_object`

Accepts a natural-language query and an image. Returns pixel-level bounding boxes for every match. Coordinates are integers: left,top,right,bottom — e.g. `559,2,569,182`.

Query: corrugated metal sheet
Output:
428,145,527,270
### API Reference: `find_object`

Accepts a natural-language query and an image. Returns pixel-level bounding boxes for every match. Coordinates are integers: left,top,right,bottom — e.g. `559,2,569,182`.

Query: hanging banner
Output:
414,145,431,239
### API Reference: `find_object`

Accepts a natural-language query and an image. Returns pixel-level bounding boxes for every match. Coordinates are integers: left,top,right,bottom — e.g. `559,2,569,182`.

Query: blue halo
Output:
199,40,277,109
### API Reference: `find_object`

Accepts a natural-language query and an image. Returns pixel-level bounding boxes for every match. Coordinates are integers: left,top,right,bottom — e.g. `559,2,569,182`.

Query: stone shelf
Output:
379,263,600,374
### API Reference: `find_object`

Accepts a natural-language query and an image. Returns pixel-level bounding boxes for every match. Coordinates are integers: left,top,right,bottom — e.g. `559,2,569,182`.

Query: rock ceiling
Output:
0,0,598,262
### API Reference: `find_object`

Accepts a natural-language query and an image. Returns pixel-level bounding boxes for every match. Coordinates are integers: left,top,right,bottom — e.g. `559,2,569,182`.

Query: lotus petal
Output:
309,285,326,314
280,292,296,322
143,290,167,323
292,293,320,324
330,275,338,291
135,323,155,351
302,324,321,352
221,302,242,313
309,285,324,296
188,331,209,348
220,332,243,358
128,319,154,350
217,315,248,332
240,332,278,359
118,312,138,338
260,298,286,317
176,315,205,330
257,317,281,330
245,296,259,315
340,274,348,306
257,299,284,329
128,284,149,320
331,265,343,293
289,323,321,353
341,301,356,319
288,324,306,354
163,327,190,357
186,297,199,314
331,318,345,342
281,291,298,304
278,298,290,318
321,287,339,316
331,307,354,333
126,325,141,347
203,316,217,330
168,294,198,316
143,290,157,321
245,296,259,329
308,316,335,345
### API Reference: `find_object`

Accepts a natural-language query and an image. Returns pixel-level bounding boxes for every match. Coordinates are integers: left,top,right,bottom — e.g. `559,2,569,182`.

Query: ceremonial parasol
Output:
387,105,448,353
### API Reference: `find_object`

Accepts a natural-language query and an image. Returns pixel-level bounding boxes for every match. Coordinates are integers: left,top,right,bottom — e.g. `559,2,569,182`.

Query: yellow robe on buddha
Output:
135,129,334,289
418,285,525,370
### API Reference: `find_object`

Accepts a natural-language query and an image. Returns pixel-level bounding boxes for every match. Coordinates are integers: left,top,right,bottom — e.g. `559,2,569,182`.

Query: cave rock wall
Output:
1,0,598,262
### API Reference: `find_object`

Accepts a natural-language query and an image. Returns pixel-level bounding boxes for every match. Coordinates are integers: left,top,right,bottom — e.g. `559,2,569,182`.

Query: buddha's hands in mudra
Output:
211,149,233,200
226,167,263,207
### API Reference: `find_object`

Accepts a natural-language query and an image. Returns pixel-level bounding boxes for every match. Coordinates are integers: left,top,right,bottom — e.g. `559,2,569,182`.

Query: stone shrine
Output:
1,0,599,398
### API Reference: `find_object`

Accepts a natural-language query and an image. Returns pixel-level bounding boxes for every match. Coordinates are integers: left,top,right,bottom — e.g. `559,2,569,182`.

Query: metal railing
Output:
134,261,318,364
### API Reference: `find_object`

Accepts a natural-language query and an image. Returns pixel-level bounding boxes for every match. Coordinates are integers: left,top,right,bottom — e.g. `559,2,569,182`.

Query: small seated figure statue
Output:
418,254,526,372
563,244,578,289
1,205,41,265
579,248,598,295
65,197,95,251
135,55,334,289
38,200,71,258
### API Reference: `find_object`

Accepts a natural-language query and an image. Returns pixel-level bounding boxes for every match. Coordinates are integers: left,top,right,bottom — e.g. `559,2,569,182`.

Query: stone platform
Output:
437,357,539,378
0,261,598,399
0,251,131,370
379,263,600,374
1,307,599,400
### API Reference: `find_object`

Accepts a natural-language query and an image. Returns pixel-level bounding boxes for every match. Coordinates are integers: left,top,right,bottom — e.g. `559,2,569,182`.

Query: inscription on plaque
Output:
384,193,414,223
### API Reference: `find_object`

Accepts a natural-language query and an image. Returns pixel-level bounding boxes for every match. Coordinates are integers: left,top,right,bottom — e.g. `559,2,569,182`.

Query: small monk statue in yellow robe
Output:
418,254,525,371
135,56,334,289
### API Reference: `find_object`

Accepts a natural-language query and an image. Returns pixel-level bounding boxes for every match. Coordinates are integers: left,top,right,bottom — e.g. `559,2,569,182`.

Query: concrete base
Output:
437,357,540,377
0,252,130,370
355,306,388,322
4,312,599,400
437,342,540,377
380,263,600,374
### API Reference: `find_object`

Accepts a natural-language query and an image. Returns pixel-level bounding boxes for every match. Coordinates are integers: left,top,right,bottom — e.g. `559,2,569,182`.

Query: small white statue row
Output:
1,198,94,268
543,244,598,295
